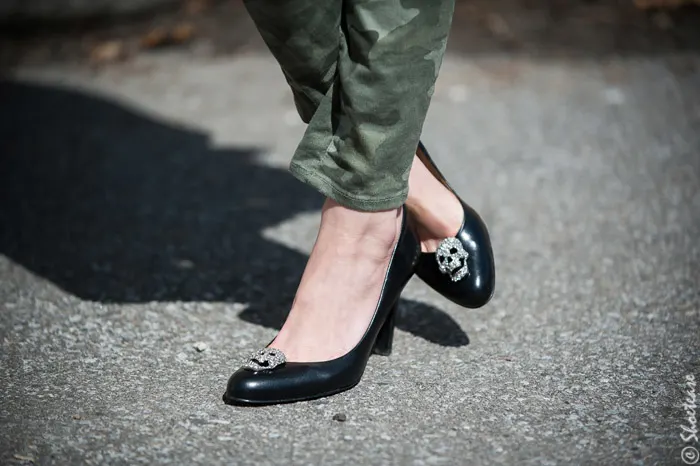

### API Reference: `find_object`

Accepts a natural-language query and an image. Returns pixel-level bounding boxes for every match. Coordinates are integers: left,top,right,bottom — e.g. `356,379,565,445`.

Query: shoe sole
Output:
222,381,361,406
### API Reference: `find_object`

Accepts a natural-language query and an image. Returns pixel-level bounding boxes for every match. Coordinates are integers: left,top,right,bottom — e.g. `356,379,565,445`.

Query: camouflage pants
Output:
244,0,455,211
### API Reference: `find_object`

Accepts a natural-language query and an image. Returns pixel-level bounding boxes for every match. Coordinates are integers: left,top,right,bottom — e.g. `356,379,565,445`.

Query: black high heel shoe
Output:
413,141,495,308
223,207,419,406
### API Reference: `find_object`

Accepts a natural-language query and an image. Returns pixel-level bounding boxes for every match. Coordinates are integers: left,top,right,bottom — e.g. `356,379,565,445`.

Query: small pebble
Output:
193,342,209,353
332,413,347,422
175,259,195,269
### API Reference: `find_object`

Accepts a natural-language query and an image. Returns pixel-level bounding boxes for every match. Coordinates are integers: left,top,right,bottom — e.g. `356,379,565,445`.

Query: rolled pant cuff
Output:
289,161,407,212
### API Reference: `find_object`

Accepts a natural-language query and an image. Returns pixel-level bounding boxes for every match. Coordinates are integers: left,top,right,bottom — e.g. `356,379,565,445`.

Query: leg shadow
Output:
0,79,468,348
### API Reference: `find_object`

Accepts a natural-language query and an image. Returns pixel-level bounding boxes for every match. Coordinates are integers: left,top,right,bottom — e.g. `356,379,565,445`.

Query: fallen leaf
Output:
90,41,124,64
13,454,35,463
140,24,195,50
171,23,195,44
141,27,169,49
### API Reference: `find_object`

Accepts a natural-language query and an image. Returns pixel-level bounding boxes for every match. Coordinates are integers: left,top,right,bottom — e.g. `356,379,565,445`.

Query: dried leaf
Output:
140,24,195,50
141,27,169,49
90,41,124,64
171,23,196,44
13,454,35,463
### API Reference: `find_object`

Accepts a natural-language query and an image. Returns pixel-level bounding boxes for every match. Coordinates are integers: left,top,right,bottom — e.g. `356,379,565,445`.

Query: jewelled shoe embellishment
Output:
436,237,470,282
244,348,286,371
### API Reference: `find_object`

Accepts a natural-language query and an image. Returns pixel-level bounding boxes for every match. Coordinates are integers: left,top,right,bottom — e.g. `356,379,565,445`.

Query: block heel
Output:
372,303,397,356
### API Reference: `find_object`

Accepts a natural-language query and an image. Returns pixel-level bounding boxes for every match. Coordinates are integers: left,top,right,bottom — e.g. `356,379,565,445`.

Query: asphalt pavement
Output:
1,6,699,465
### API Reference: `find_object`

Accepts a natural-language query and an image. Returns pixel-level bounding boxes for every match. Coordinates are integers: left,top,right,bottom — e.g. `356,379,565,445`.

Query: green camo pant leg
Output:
244,0,455,211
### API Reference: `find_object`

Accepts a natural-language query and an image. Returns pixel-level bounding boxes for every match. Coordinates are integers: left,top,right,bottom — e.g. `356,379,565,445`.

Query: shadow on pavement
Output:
0,79,469,348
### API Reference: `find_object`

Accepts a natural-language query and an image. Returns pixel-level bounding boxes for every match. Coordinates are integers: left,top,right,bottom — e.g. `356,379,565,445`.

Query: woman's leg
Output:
241,0,456,363
244,0,401,363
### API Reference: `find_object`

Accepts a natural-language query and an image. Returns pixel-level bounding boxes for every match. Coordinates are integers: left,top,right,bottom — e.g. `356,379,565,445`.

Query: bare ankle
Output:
320,199,401,250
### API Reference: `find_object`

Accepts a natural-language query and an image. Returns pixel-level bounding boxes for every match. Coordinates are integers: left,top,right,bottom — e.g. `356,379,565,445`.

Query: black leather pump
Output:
413,142,495,308
223,207,419,406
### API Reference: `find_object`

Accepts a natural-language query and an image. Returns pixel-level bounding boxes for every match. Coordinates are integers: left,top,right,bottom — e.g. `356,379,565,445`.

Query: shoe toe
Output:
462,266,495,307
223,363,338,405
223,368,278,405
416,202,495,309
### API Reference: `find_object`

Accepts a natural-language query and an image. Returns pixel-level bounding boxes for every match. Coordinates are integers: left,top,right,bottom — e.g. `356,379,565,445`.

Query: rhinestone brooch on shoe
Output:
436,237,470,282
244,348,286,371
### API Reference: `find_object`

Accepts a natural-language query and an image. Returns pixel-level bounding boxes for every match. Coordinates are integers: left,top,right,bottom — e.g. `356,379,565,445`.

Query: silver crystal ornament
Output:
435,237,469,282
244,348,286,371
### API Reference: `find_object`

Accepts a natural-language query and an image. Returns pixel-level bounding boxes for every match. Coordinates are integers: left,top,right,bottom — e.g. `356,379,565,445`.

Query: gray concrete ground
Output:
1,5,700,465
